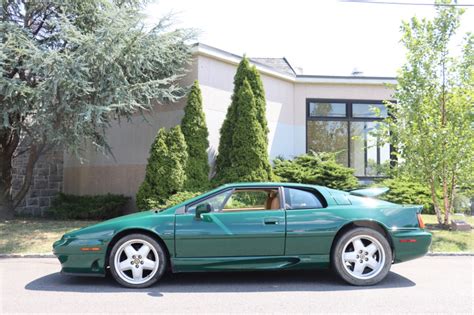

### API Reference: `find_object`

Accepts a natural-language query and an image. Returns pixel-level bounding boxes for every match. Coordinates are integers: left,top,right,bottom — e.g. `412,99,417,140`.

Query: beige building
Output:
62,43,396,206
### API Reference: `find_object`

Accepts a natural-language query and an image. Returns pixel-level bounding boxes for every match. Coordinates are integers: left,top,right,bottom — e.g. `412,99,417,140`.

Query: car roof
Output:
219,182,325,190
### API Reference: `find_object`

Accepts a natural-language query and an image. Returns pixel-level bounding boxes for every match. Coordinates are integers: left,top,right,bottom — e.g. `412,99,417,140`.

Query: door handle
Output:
264,218,280,225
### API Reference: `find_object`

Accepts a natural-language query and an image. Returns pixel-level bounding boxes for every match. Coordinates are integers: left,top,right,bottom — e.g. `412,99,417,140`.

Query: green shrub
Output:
48,193,129,220
181,81,210,191
375,176,438,214
139,191,202,210
136,126,188,210
160,191,202,209
273,151,359,190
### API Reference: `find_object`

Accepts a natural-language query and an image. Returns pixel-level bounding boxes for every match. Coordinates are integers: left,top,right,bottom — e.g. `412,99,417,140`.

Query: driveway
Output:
0,256,472,314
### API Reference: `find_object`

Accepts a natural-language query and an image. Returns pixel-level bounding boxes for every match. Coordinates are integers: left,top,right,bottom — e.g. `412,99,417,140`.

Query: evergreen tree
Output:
136,126,188,210
217,79,273,183
0,1,194,218
181,81,210,191
214,57,272,184
166,125,188,193
248,66,269,135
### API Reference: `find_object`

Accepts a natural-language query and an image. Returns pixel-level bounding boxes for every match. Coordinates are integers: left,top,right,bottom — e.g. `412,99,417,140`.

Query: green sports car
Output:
53,182,431,288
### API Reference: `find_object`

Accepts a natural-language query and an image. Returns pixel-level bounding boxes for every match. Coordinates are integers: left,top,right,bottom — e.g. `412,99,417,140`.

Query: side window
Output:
284,188,323,209
222,189,281,212
187,190,232,213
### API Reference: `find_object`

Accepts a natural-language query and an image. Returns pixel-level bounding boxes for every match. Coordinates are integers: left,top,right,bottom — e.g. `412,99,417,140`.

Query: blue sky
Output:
147,0,474,76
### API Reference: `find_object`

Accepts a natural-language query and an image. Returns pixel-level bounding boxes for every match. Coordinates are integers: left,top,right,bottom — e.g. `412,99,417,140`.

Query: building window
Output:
309,102,346,117
306,99,390,178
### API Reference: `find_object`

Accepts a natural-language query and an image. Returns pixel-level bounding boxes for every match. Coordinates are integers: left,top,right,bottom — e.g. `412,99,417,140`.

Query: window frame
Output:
184,186,285,214
306,98,394,179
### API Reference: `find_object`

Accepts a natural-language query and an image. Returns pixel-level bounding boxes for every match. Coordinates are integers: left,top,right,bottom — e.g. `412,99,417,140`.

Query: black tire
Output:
332,227,392,286
109,233,167,288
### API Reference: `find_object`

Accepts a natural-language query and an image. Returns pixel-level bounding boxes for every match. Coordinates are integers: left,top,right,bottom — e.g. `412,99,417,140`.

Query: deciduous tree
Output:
381,1,473,226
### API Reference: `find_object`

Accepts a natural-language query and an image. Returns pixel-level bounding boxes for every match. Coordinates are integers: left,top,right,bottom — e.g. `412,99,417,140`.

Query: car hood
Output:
64,210,156,238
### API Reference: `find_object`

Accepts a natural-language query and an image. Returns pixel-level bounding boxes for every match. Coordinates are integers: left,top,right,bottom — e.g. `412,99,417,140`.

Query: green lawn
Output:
0,219,98,254
0,215,472,254
422,213,474,226
422,214,473,253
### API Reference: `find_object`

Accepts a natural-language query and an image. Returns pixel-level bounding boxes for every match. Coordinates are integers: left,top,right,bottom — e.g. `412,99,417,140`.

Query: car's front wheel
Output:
109,233,167,288
332,227,392,286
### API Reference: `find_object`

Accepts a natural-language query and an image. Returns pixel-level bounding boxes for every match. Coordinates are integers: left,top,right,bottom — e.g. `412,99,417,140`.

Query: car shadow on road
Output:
25,269,415,297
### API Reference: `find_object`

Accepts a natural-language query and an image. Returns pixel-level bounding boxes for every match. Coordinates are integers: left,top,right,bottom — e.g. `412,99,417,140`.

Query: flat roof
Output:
192,43,397,85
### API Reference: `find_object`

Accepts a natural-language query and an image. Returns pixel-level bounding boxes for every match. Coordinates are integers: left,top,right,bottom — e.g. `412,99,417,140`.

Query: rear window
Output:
284,188,325,209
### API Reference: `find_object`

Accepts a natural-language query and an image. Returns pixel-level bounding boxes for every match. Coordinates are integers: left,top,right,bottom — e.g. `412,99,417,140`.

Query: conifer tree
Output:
136,126,188,210
217,79,273,183
181,81,210,191
0,0,195,218
166,125,188,192
214,57,272,184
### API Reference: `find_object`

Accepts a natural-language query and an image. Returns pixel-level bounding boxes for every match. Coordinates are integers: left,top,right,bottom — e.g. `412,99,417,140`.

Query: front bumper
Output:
53,237,108,276
391,229,432,263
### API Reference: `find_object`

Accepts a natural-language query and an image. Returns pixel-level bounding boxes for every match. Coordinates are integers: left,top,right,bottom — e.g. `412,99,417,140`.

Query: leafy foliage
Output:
48,193,129,220
213,57,272,184
136,126,188,210
159,191,202,209
214,79,273,184
273,152,359,190
375,177,439,214
181,81,210,191
0,0,194,218
378,2,473,225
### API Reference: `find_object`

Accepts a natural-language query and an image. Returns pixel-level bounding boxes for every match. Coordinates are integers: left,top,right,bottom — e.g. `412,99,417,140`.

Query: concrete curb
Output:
0,253,473,258
0,253,55,258
426,252,474,256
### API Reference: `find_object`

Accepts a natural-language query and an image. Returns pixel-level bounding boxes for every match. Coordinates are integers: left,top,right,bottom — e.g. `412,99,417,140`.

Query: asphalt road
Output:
0,256,472,314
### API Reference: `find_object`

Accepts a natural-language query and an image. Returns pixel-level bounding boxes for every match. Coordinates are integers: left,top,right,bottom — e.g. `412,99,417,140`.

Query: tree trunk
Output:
0,153,15,220
429,177,443,226
0,129,44,219
12,143,43,209
442,178,451,227
444,173,456,227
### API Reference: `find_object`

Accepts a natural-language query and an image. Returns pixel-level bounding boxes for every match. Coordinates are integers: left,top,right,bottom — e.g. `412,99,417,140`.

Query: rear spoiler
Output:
349,187,389,198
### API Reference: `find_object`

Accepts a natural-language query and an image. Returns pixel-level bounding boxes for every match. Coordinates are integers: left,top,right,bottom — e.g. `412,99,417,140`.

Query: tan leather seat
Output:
270,195,280,209
265,191,280,210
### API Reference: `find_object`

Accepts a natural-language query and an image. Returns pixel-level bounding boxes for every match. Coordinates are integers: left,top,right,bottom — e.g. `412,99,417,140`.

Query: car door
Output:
175,187,285,257
284,186,345,255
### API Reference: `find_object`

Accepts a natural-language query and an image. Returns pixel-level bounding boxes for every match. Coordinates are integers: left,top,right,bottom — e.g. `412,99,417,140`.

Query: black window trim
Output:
184,186,285,213
305,98,395,178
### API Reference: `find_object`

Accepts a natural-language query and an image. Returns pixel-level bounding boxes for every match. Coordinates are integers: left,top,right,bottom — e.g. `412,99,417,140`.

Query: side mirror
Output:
195,203,212,220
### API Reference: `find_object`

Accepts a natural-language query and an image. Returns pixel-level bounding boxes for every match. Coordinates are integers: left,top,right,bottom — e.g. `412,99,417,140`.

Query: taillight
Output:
417,213,425,229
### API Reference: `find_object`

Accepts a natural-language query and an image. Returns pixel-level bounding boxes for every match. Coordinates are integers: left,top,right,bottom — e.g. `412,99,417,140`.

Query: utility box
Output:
451,220,472,232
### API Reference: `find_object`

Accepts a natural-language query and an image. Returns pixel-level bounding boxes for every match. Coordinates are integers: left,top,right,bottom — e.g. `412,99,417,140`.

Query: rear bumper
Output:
390,229,432,263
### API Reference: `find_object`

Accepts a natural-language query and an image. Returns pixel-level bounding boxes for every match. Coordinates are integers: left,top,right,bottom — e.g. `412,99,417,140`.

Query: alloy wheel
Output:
113,239,160,285
341,234,385,280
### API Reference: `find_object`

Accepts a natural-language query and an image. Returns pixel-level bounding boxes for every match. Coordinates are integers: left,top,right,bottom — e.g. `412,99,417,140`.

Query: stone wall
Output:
12,147,64,216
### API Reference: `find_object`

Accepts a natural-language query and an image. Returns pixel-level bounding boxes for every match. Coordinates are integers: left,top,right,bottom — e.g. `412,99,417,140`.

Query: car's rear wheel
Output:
332,227,392,286
109,233,167,288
